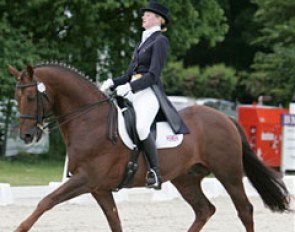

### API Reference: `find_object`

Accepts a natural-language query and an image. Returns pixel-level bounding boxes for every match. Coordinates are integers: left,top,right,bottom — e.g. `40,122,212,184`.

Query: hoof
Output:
15,225,28,232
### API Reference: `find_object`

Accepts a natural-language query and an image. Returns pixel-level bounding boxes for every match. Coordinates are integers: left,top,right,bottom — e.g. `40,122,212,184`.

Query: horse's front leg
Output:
91,191,122,232
15,173,90,232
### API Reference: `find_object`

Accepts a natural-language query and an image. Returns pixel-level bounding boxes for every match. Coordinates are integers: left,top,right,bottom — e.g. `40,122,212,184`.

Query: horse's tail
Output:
230,117,291,212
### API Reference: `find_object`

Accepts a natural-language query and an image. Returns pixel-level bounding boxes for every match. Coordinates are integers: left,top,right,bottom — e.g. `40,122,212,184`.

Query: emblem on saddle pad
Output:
117,106,183,150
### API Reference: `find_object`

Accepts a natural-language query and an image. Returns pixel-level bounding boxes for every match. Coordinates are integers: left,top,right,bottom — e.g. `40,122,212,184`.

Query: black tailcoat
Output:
113,31,189,134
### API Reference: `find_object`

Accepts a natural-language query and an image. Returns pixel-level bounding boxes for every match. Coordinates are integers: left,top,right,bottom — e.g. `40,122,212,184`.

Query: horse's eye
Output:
27,95,36,102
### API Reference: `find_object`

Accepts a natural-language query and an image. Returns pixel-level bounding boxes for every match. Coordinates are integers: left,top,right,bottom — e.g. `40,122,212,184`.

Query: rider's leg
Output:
141,133,162,189
132,87,161,189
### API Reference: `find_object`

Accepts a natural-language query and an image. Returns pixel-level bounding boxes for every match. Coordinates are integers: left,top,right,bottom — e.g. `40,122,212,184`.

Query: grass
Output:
0,158,64,186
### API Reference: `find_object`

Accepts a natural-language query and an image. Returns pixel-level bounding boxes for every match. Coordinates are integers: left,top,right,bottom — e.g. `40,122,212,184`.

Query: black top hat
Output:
141,1,169,25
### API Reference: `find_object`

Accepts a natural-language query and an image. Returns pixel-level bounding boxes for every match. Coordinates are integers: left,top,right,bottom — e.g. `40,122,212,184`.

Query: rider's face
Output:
142,11,162,30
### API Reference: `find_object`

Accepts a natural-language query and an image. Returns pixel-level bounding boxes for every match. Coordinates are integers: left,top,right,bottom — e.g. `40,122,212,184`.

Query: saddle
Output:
116,96,141,149
115,97,183,150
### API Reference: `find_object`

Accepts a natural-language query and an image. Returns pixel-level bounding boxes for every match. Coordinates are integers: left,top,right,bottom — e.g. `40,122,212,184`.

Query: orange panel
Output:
238,105,288,168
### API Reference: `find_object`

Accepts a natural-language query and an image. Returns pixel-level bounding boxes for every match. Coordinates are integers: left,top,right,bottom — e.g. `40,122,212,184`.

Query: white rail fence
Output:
1,176,294,206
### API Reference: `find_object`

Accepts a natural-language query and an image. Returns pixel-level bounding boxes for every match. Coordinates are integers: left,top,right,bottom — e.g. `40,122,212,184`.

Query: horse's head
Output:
8,64,50,144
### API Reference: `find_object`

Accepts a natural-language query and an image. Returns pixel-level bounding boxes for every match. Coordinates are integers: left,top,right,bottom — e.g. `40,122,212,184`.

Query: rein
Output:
44,97,113,132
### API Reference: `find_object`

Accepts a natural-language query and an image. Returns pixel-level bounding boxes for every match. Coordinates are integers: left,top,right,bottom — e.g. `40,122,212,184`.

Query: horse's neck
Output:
38,68,102,114
53,82,97,114
38,68,110,145
37,68,109,131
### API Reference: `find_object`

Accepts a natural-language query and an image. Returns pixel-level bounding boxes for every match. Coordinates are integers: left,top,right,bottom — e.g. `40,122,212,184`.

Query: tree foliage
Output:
250,0,295,105
184,0,258,70
199,64,237,99
0,0,229,99
162,62,201,96
163,62,237,99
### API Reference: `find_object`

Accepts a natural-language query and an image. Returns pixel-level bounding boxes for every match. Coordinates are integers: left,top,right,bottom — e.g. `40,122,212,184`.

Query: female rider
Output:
101,1,189,190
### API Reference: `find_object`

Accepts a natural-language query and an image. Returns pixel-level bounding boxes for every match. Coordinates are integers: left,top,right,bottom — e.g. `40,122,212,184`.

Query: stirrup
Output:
145,169,162,190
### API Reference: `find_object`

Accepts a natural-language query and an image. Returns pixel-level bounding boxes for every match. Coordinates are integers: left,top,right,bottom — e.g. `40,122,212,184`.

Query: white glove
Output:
116,83,131,97
100,79,114,92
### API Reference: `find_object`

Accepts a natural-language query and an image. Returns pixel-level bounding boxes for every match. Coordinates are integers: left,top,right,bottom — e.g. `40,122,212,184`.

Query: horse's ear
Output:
26,64,34,79
7,64,20,79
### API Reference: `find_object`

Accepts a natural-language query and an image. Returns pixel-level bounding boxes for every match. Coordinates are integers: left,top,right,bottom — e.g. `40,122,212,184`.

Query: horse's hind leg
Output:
15,174,90,232
91,191,122,232
171,174,216,232
213,166,254,232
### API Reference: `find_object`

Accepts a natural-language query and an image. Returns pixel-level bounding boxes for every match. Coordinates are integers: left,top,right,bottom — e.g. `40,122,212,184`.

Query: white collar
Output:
141,25,161,44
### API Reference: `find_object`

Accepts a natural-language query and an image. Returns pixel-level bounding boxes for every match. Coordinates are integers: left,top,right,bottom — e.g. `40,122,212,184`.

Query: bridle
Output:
16,75,51,134
16,73,114,135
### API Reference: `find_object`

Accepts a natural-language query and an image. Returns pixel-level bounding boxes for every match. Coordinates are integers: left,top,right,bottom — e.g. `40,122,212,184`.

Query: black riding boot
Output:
141,134,162,190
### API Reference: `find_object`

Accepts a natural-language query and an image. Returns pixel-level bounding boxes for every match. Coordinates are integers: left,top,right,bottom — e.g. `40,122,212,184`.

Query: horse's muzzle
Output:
20,127,43,144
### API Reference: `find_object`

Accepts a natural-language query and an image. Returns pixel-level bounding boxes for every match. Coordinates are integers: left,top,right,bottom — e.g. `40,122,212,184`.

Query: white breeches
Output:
125,87,159,140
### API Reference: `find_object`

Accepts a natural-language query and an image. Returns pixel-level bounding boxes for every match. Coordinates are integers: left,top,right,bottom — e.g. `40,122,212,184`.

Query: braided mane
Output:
34,61,98,89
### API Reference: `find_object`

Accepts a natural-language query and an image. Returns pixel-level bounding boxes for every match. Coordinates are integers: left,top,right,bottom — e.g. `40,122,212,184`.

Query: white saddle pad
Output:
117,106,183,150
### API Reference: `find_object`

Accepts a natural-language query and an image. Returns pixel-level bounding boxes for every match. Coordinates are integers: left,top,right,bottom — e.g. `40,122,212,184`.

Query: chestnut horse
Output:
8,63,290,232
